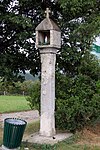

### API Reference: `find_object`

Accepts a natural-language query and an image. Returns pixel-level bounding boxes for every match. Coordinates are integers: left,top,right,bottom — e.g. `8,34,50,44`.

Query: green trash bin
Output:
3,118,27,149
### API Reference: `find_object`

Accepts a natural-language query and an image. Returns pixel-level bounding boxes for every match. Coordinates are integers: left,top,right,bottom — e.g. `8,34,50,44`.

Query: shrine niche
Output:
36,8,61,49
38,30,50,45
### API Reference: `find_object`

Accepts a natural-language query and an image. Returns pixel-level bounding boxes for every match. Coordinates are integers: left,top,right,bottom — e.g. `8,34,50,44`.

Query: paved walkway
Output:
0,110,39,126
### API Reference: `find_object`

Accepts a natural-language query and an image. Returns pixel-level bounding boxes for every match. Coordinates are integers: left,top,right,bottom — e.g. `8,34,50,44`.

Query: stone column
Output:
40,48,57,137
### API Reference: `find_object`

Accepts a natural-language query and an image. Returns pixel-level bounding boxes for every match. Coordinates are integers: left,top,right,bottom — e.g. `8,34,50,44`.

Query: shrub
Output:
27,74,100,132
55,74,100,132
26,80,40,112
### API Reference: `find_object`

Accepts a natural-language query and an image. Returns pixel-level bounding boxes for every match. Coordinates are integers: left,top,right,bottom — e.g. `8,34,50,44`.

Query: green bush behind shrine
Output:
27,52,100,132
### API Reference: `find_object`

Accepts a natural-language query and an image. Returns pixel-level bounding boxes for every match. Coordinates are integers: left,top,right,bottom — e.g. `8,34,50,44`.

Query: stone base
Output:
2,145,20,150
23,132,73,145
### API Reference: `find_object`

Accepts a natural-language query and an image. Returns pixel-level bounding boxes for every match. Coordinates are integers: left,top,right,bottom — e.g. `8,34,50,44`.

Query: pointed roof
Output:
36,18,61,31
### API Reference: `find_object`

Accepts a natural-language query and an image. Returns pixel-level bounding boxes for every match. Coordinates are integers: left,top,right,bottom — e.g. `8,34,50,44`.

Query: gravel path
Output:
0,110,39,126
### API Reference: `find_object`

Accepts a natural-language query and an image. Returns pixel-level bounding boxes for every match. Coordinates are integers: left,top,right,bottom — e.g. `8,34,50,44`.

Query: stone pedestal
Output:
23,132,73,145
40,48,57,137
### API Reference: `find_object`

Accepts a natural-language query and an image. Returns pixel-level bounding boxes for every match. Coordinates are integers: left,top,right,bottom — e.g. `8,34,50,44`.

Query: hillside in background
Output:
20,72,39,81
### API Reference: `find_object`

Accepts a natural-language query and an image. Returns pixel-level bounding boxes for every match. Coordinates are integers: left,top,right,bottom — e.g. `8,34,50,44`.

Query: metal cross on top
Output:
45,8,51,18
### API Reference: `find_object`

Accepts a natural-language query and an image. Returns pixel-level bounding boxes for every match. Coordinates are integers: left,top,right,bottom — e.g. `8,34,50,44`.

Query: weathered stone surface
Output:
35,8,61,137
40,49,56,136
23,132,73,145
35,8,61,49
36,18,60,31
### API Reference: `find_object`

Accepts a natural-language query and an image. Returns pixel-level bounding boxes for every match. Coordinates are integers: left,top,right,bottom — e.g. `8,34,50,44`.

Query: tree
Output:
0,0,100,81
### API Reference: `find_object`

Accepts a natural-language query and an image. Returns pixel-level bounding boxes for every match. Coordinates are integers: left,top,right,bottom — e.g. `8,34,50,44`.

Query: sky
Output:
94,36,100,46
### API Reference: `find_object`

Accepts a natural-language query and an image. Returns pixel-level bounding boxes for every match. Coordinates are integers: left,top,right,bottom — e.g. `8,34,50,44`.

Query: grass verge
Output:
21,136,100,150
24,121,40,136
22,122,100,150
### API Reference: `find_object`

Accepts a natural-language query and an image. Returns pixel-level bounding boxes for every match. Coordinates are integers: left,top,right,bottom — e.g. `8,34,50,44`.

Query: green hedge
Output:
27,77,100,132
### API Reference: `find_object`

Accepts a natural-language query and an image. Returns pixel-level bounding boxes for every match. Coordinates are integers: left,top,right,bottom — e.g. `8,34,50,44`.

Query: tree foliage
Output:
0,80,34,95
0,0,100,81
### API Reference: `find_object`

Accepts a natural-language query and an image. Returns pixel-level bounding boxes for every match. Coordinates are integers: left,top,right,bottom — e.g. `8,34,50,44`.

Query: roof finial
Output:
45,8,51,18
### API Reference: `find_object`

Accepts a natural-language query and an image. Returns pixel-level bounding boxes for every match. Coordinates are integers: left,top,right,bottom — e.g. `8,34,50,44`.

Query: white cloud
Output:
94,36,100,46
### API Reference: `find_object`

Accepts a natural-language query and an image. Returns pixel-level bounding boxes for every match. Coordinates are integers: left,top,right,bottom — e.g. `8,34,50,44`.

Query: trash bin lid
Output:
6,118,26,125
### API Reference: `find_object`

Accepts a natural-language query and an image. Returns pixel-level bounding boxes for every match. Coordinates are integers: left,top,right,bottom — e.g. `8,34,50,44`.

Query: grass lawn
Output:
0,95,31,113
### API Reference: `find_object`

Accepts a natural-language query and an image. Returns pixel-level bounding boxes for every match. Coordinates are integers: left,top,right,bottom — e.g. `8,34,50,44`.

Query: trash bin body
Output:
3,118,27,149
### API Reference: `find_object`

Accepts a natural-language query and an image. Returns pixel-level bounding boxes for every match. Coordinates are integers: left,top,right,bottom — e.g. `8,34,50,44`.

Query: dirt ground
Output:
77,123,100,146
0,110,39,125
